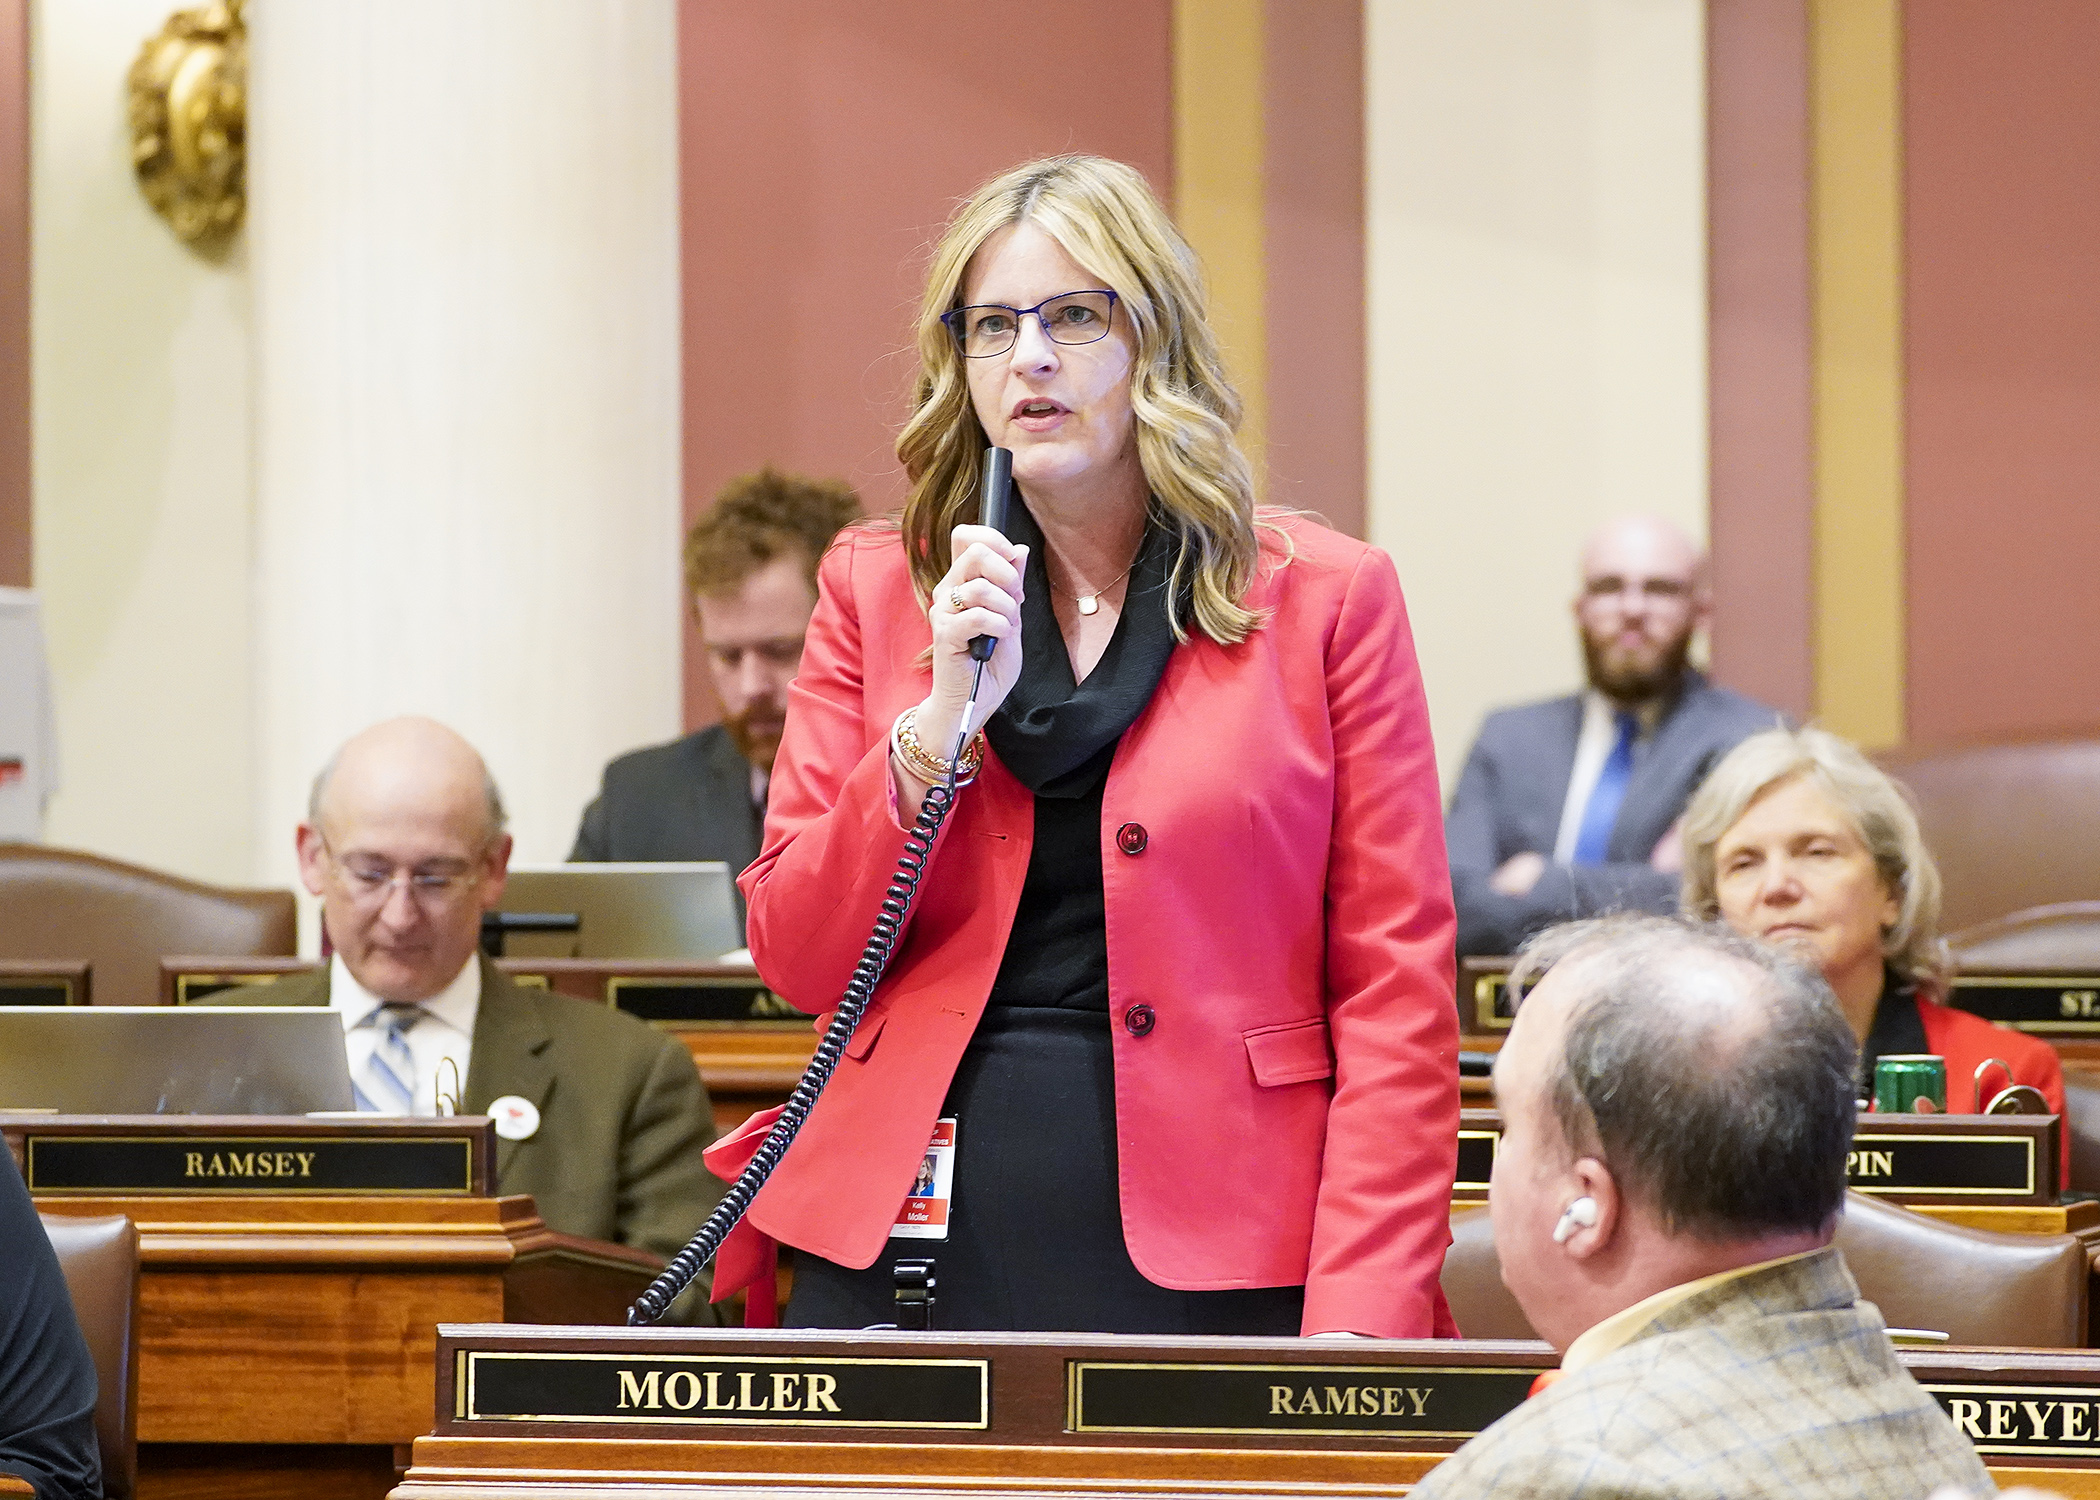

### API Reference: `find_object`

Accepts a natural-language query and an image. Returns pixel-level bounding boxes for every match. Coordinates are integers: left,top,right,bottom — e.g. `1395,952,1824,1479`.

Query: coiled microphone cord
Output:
627,671,985,1326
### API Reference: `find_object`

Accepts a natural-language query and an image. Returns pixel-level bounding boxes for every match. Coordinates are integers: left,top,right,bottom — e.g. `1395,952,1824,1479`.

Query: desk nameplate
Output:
1923,1384,2100,1459
1067,1362,1534,1440
1950,975,2100,1036
1453,1131,1497,1198
25,1133,477,1195
1847,1131,2038,1200
456,1350,989,1430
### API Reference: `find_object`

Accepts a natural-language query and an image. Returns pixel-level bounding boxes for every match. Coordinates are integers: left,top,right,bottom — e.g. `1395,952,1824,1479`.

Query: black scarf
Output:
983,499,1179,799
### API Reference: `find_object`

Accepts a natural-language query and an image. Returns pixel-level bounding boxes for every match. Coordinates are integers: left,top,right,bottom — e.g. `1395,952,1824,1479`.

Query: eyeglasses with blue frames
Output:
941,289,1119,359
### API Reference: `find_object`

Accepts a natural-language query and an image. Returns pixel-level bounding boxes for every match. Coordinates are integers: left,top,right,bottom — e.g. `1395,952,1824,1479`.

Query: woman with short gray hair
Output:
1680,727,2063,1155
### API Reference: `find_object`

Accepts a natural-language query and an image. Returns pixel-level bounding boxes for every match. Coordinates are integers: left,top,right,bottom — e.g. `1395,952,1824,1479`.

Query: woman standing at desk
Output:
715,155,1457,1338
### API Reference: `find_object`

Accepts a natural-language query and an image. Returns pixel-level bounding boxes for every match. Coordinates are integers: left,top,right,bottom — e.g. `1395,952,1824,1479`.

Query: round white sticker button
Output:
488,1095,541,1142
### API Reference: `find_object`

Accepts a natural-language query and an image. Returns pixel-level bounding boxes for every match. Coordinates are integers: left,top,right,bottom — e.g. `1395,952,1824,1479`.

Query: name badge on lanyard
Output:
891,1116,957,1240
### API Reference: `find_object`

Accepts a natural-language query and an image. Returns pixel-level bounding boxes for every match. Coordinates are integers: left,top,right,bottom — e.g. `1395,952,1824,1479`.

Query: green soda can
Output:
1874,1054,1947,1114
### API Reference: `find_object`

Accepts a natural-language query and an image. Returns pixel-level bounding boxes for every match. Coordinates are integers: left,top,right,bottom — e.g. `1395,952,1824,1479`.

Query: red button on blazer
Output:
735,516,1461,1339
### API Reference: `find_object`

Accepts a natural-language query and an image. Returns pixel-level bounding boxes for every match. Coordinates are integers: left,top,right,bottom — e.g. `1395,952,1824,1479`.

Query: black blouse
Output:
980,497,1179,1013
1857,969,1929,1102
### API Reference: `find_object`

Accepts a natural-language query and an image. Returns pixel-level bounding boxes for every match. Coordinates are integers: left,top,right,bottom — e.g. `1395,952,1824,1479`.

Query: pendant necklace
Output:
1046,543,1138,616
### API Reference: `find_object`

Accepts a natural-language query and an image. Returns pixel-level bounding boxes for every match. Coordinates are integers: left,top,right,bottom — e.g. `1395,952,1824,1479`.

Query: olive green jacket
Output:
221,958,723,1262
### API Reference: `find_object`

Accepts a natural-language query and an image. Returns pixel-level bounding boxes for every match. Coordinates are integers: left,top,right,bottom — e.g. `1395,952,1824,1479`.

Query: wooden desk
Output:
10,1117,658,1500
392,1327,2100,1497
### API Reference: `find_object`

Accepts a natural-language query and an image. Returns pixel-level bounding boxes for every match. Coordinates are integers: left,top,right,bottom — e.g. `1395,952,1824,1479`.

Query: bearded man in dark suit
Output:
570,469,861,883
1445,516,1779,957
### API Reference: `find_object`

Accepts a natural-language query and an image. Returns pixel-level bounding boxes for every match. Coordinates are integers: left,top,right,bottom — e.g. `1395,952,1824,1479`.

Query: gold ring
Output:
948,587,965,612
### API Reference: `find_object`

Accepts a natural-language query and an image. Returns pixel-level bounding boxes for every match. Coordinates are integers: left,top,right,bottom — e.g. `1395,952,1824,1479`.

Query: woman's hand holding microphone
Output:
894,525,1028,800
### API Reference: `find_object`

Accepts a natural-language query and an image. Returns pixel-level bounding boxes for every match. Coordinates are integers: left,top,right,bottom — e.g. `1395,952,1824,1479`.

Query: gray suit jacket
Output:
570,724,763,874
1445,671,1779,956
1411,1249,1993,1500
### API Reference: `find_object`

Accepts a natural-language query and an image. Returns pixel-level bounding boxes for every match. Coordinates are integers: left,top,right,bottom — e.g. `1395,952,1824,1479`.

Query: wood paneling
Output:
1706,0,1813,720
1903,1,2100,743
675,0,1172,730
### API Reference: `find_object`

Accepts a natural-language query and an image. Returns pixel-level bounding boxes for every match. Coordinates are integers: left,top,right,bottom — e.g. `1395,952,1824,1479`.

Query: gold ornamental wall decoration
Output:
128,0,247,251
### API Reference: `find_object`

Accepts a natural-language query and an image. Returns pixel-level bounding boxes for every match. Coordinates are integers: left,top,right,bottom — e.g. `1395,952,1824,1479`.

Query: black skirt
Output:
785,1007,1305,1334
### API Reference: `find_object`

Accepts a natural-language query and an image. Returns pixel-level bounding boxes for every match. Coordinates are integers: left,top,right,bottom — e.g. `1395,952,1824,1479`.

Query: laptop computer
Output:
496,863,743,961
0,1006,353,1114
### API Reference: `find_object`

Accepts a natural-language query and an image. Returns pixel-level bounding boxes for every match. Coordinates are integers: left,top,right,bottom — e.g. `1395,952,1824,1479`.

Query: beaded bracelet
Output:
892,707,984,787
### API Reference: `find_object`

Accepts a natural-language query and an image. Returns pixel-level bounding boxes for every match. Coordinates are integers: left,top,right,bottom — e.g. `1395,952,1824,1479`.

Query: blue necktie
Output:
1572,712,1640,866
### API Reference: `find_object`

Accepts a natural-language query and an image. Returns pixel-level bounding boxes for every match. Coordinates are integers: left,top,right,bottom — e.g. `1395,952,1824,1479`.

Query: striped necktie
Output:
351,1002,425,1115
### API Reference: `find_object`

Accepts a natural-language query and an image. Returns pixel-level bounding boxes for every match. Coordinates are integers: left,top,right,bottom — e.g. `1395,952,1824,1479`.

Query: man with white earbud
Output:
1414,915,1992,1500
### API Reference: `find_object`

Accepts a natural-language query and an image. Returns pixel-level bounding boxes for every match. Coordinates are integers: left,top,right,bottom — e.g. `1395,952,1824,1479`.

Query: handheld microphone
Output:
967,447,1013,664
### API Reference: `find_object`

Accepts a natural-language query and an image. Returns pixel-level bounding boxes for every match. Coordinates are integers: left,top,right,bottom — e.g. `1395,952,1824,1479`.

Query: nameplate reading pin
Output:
23,1134,477,1195
1846,1131,2037,1198
456,1351,988,1430
1067,1362,1536,1439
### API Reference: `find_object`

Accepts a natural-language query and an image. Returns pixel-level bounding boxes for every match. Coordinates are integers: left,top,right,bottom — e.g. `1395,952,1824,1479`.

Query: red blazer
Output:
1913,997,2068,1181
734,516,1460,1338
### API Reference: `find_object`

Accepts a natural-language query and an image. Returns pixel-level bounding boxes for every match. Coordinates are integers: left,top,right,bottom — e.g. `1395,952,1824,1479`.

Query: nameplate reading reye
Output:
1067,1363,1535,1439
1924,1384,2100,1458
1949,975,2100,1035
455,1351,988,1430
24,1134,477,1195
1846,1131,2036,1197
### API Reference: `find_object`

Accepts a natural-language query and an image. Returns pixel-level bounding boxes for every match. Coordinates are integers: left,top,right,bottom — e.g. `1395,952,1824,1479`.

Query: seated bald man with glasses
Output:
222,717,722,1289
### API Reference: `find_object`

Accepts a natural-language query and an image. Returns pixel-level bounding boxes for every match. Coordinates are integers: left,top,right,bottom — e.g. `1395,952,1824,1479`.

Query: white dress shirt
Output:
1551,692,1664,865
329,953,480,1116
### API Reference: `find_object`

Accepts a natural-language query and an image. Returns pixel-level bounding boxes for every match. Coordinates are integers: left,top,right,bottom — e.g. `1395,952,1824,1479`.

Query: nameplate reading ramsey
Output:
1950,976,2100,1035
1924,1384,2100,1458
1846,1132,2035,1197
1068,1363,1536,1440
24,1135,477,1195
457,1351,989,1430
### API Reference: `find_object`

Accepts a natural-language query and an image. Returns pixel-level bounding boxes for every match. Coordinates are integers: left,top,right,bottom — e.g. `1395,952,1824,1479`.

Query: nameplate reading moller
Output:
24,1135,477,1195
1068,1363,1536,1439
457,1351,989,1430
1924,1385,2100,1458
1846,1132,2035,1197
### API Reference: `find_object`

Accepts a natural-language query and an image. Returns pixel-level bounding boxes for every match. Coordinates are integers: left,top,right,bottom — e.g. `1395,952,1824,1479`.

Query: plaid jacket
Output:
1411,1248,1992,1500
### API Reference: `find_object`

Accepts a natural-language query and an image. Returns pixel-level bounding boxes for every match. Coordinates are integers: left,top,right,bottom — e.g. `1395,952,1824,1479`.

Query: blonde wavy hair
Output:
1679,726,1948,992
896,154,1262,645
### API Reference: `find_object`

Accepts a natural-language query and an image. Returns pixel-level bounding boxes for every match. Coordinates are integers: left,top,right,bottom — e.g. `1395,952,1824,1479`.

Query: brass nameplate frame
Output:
455,1350,989,1430
601,975,801,1024
1453,1130,1497,1198
173,972,287,1005
24,1133,477,1195
1067,1362,1535,1439
1451,1115,2048,1203
1847,1131,2037,1199
1924,1384,2100,1457
1950,974,2100,1035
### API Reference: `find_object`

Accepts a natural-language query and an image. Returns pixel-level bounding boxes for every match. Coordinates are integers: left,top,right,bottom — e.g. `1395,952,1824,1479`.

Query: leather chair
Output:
1873,736,2100,932
1948,901,2100,969
0,845,296,1007
1442,1190,2088,1346
39,1214,139,1500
